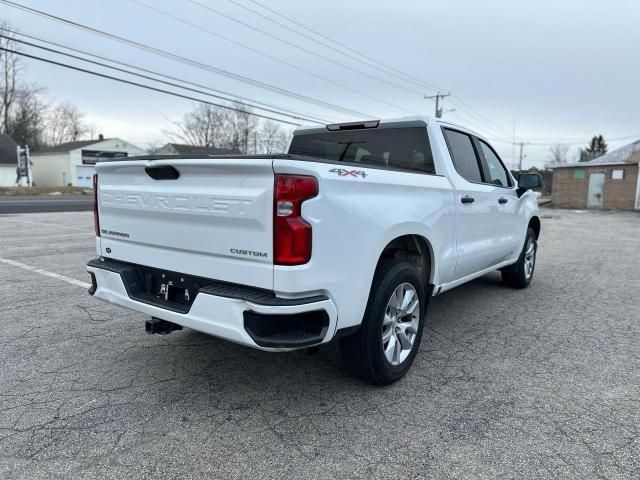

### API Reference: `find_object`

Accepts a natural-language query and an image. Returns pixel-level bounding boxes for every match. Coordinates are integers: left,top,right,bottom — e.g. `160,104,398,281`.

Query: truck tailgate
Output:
95,158,274,290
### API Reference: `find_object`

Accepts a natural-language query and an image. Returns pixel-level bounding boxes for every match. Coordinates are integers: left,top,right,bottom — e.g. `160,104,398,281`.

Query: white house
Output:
0,134,19,187
154,143,239,156
31,137,146,187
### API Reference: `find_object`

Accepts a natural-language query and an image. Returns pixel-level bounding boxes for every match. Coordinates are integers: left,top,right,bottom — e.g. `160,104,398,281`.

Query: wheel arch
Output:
528,215,541,239
375,234,435,298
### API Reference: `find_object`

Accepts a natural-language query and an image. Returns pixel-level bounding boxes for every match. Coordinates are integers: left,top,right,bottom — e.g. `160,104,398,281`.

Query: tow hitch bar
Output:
145,317,183,335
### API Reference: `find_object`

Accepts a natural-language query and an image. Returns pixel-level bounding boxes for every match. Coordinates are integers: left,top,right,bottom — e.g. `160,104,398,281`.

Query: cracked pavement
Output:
0,209,639,479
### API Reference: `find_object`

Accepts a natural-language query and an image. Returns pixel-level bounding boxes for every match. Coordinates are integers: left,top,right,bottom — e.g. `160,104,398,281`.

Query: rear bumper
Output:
87,258,337,351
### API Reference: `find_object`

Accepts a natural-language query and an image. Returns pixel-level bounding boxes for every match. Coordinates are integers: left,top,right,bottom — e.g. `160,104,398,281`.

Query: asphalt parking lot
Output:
1,209,639,479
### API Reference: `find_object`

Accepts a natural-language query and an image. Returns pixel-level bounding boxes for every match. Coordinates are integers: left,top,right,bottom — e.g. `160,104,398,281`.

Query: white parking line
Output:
0,256,91,289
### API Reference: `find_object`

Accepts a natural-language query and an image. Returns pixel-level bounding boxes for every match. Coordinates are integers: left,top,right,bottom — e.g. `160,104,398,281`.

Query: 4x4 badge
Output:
329,168,367,178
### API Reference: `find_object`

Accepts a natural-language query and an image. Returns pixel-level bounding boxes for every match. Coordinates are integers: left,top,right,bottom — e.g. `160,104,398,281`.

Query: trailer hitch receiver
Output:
145,317,183,335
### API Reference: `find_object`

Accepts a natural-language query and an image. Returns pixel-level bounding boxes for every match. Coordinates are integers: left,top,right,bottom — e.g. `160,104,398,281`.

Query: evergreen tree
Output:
584,135,608,156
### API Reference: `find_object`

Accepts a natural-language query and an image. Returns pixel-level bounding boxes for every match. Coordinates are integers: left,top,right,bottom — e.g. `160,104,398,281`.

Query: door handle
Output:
461,195,475,204
498,197,508,204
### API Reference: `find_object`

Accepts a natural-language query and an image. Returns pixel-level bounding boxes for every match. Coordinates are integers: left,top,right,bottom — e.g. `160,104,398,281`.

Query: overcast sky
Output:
2,0,639,168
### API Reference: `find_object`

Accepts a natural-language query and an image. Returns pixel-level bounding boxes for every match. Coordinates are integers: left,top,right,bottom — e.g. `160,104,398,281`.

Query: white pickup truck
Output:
87,116,541,384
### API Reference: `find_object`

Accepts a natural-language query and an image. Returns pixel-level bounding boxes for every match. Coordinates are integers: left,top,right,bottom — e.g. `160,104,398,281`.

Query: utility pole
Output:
512,120,516,170
424,92,451,118
518,142,527,171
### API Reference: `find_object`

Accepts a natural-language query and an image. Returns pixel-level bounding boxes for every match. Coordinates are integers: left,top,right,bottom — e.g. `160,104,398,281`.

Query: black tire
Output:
340,259,426,385
502,227,537,289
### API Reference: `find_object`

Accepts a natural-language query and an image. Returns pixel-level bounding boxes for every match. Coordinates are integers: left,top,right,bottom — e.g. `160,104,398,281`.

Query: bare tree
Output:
46,102,88,145
86,122,98,140
66,105,87,142
0,22,22,134
548,144,569,164
226,101,258,154
5,84,47,149
258,120,289,154
164,103,228,147
0,23,95,151
164,102,294,154
46,103,66,145
145,139,164,154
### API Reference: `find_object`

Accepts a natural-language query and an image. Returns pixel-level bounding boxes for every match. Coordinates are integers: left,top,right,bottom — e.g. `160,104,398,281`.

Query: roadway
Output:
0,195,93,214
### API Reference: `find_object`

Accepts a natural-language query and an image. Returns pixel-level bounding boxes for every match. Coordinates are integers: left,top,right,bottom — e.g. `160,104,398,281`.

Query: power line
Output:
449,97,514,138
0,46,304,125
523,135,640,146
130,0,418,115
186,0,428,97
513,134,639,144
7,39,636,152
0,0,372,119
223,0,439,94
445,105,520,140
484,138,527,144
444,109,513,140
4,31,332,124
2,0,514,134
487,134,640,146
243,0,445,93
21,33,618,149
238,0,515,137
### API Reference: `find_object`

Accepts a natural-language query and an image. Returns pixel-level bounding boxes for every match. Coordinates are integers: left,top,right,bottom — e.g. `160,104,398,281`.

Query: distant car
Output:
87,116,542,384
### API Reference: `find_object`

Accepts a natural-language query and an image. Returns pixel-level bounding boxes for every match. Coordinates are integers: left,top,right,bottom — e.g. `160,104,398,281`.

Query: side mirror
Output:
517,173,543,192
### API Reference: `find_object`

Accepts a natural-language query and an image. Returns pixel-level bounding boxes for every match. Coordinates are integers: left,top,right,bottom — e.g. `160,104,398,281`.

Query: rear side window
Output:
442,129,482,183
288,127,435,174
478,140,512,187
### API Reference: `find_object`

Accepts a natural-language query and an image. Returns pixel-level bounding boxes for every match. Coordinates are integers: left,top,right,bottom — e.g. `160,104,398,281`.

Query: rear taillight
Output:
93,173,100,237
274,174,318,265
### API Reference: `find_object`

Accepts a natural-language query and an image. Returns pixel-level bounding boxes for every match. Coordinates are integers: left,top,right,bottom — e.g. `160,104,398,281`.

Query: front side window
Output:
478,140,512,187
442,128,482,183
288,127,435,174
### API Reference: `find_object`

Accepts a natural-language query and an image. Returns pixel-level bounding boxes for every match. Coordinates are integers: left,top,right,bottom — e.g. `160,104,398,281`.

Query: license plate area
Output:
117,263,215,314
91,258,278,315
140,267,199,309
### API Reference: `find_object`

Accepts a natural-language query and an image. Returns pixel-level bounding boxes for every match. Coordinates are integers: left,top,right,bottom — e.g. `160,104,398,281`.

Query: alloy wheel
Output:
524,238,536,279
381,282,420,366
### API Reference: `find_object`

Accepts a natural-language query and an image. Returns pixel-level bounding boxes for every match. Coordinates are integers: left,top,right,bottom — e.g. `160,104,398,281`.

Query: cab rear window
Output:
288,127,435,174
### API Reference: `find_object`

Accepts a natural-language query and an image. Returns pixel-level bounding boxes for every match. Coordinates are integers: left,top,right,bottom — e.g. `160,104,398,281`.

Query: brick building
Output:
551,140,640,210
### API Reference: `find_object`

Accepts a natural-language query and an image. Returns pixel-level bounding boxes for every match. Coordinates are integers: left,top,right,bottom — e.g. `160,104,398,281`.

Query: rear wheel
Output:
340,259,426,385
502,227,537,289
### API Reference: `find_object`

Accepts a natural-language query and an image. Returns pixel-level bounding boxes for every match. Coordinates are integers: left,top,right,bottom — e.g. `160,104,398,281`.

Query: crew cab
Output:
87,116,542,384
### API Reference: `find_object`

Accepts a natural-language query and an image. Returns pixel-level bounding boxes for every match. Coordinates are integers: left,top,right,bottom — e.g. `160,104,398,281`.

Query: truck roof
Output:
293,115,489,142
